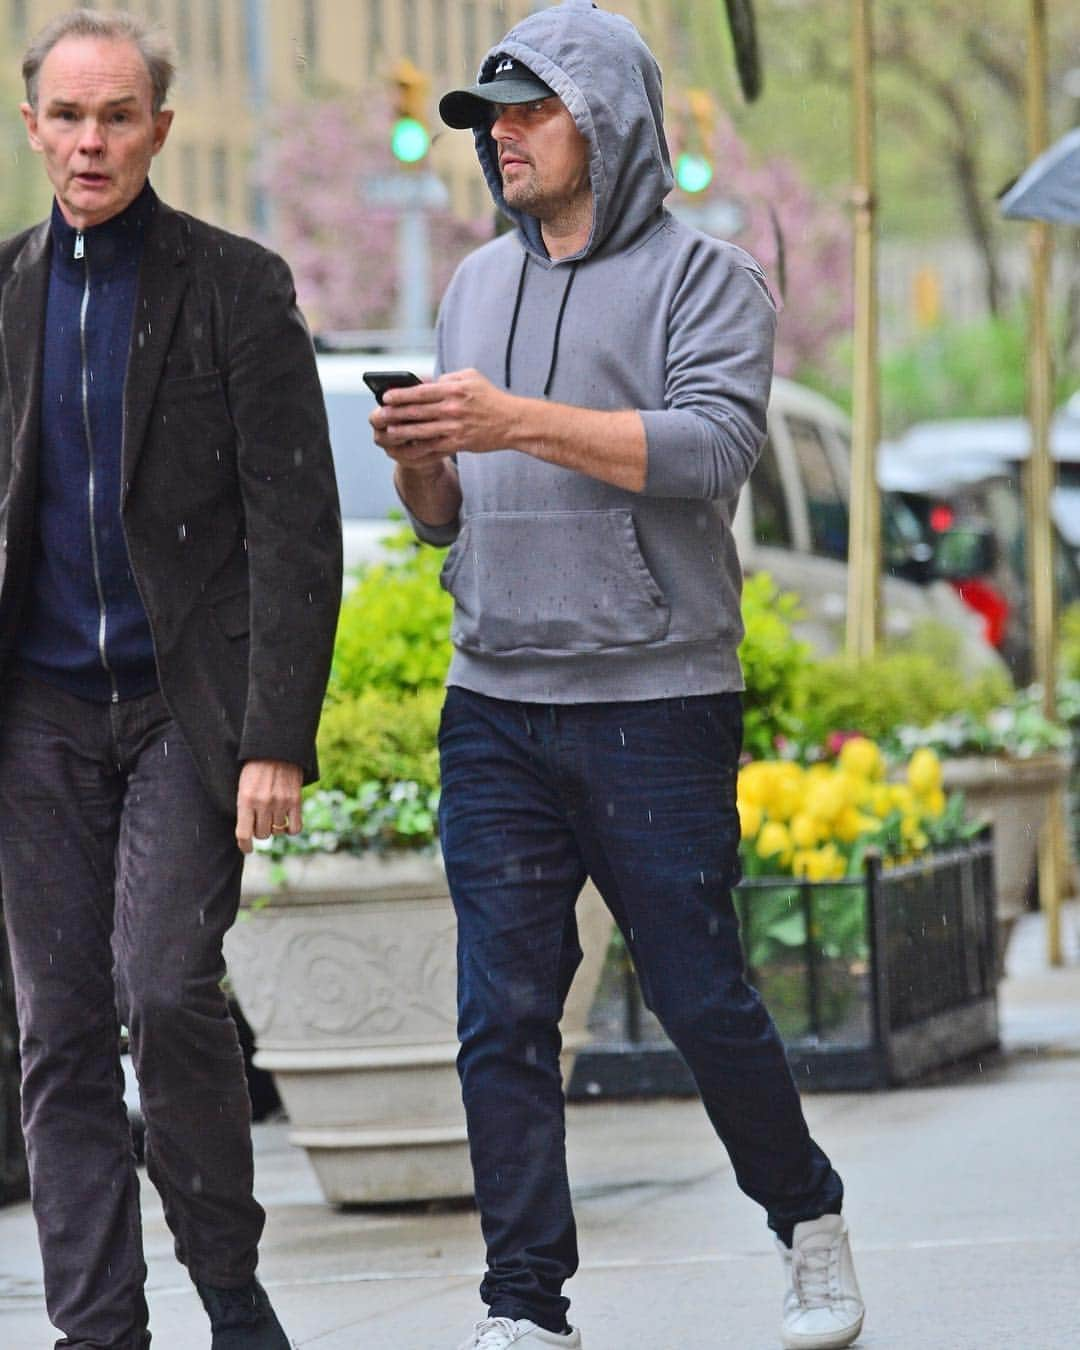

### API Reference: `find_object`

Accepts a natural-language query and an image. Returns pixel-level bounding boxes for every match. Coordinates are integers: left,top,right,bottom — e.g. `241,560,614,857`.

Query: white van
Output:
316,351,1002,673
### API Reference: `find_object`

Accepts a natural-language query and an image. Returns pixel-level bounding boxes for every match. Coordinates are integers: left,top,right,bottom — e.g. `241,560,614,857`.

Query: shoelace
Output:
471,1317,524,1348
791,1238,839,1308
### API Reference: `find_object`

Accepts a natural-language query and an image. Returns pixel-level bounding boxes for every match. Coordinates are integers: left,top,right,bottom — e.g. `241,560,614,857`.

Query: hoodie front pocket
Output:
440,509,671,655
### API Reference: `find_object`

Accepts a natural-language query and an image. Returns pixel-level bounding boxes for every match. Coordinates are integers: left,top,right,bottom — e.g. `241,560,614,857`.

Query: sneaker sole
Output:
781,1311,864,1350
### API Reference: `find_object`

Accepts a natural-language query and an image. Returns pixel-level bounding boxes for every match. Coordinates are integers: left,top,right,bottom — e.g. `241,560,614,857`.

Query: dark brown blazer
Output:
0,198,343,817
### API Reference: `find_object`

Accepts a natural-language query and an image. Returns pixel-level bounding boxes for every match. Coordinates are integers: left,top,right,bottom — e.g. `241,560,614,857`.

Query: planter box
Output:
941,751,1070,932
569,833,999,1097
225,852,613,1205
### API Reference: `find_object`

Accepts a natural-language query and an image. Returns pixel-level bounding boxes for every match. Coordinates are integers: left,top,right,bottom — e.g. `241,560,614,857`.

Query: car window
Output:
786,414,848,560
749,436,794,547
323,389,402,520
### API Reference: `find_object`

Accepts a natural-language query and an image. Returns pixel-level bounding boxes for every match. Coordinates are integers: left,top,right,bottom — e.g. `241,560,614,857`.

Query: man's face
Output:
490,96,590,223
21,35,173,231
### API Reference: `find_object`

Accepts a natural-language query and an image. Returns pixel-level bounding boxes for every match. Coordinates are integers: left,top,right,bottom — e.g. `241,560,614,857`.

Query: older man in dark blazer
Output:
0,10,341,1349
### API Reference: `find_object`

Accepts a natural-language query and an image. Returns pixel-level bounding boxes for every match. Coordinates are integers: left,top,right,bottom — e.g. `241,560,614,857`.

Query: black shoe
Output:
195,1277,291,1349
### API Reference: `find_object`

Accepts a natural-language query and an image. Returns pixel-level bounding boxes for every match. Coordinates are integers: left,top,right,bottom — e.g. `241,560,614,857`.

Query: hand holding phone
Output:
363,370,422,405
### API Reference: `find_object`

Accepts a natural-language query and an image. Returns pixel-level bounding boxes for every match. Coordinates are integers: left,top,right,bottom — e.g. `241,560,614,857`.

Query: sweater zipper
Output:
78,243,119,703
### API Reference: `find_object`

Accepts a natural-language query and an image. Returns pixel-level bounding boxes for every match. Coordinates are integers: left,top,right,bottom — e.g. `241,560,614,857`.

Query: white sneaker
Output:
455,1317,582,1349
777,1214,864,1349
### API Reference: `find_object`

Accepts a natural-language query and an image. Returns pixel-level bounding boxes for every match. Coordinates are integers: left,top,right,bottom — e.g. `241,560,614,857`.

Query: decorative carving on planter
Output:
225,853,613,1205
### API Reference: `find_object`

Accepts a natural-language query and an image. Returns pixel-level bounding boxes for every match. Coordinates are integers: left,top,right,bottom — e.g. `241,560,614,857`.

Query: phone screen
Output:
362,370,422,405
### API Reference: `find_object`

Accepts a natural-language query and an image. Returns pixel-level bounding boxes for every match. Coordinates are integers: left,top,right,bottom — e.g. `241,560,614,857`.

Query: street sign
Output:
362,173,449,211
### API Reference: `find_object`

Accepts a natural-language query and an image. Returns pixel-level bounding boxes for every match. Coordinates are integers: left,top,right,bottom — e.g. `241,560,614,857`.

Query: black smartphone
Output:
362,370,422,405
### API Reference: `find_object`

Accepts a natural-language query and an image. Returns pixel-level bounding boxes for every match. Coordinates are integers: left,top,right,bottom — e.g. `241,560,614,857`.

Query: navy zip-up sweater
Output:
16,185,158,702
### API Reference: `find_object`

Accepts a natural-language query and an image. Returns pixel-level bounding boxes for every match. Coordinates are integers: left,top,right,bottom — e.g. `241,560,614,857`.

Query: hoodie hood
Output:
471,0,674,261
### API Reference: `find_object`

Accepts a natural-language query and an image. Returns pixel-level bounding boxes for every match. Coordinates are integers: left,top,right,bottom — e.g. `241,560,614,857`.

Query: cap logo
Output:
495,58,516,75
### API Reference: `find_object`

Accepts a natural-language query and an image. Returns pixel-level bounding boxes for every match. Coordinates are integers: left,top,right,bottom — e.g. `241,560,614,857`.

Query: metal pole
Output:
1026,0,1065,965
397,206,431,339
846,0,881,660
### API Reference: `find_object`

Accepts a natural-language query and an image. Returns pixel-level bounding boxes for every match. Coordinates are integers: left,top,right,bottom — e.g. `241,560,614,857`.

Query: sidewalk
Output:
3,905,1080,1349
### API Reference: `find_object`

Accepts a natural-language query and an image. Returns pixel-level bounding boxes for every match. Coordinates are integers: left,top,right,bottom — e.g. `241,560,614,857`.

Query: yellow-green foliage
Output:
1060,603,1080,683
331,531,452,698
738,572,813,758
794,651,1012,748
315,687,442,797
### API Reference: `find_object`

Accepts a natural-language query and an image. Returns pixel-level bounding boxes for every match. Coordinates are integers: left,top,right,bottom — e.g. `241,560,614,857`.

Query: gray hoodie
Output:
417,0,776,703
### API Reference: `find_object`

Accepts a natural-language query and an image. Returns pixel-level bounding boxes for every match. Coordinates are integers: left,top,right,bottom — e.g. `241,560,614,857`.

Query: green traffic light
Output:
675,152,713,194
391,116,430,164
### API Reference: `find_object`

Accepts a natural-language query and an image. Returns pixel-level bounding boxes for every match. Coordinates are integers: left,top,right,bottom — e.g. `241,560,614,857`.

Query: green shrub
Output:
315,687,442,797
331,530,452,698
793,650,1012,752
738,572,813,758
1059,603,1080,684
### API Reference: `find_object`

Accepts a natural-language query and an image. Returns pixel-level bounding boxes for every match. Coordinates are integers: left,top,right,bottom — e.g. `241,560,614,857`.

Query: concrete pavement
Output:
3,903,1080,1349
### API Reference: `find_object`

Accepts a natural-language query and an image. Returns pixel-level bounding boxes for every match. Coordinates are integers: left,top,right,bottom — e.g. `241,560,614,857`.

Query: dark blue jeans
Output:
438,686,843,1333
0,676,264,1349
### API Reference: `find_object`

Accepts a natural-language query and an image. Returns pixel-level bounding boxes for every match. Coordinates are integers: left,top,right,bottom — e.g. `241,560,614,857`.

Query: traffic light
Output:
391,57,430,165
675,87,716,194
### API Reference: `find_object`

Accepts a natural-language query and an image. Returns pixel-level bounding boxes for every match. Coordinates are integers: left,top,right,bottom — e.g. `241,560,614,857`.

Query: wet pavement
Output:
2,903,1079,1349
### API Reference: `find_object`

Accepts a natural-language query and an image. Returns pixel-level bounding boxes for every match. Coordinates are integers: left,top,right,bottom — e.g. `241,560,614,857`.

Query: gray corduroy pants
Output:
0,675,264,1349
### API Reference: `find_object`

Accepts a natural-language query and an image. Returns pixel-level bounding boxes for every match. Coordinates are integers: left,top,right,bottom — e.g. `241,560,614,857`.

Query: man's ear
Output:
152,108,174,156
20,103,43,153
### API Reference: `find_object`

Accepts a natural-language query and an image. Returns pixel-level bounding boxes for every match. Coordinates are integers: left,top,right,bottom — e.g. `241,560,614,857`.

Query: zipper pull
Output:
74,231,84,260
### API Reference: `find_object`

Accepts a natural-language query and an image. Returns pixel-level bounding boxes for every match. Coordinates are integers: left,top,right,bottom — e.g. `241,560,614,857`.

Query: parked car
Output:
315,349,1003,672
733,379,1002,673
878,413,1080,682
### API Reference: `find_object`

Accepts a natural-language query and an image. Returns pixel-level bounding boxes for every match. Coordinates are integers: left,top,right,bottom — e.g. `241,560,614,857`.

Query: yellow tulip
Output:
834,805,879,845
922,787,947,818
737,798,763,839
870,784,894,818
839,736,885,782
907,747,943,796
790,811,822,849
756,820,792,864
805,774,848,825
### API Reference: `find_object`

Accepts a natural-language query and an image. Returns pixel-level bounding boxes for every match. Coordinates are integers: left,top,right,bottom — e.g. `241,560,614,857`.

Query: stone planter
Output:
225,852,613,1205
941,751,1071,934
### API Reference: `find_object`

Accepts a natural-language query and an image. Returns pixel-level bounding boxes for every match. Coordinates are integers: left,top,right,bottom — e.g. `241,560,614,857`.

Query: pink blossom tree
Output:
257,99,491,333
668,101,853,378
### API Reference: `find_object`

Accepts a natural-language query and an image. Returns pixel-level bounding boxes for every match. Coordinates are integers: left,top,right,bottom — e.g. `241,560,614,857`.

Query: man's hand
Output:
236,759,304,854
371,367,647,494
370,369,516,460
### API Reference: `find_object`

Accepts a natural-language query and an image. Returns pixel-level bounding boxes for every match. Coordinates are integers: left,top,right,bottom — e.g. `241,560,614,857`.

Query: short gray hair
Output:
22,8,176,113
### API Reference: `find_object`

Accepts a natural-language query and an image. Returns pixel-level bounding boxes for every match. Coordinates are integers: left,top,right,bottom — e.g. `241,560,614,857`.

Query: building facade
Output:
2,0,660,235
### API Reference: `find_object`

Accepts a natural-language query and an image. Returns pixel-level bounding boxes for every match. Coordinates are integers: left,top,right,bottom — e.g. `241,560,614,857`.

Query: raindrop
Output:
177,523,187,541
162,740,169,757
619,728,626,746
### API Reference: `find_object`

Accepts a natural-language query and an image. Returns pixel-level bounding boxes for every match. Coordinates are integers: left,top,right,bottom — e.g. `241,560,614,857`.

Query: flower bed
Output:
569,829,998,1097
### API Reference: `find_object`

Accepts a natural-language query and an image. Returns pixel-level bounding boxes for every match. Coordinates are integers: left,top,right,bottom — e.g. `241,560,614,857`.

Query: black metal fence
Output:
568,831,999,1098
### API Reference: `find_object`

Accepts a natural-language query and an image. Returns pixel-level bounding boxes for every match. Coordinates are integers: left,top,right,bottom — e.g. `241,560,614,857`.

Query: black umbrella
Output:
1000,127,1080,224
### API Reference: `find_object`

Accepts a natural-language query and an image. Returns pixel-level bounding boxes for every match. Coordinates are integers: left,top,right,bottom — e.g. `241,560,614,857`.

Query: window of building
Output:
301,0,318,75
211,144,228,216
492,0,510,47
11,0,29,41
180,142,198,211
462,2,478,73
207,0,224,76
175,0,193,66
431,0,448,75
402,0,419,62
367,0,383,76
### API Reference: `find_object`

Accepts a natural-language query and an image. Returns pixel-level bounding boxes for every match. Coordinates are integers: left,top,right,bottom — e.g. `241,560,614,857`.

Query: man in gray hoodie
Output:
372,5,865,1348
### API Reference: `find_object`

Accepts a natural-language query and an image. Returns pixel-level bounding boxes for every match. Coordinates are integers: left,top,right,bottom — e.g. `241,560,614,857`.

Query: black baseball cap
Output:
439,56,556,129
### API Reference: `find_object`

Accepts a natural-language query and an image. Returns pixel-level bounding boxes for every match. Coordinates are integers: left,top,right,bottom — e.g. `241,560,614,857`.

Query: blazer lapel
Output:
0,221,50,501
122,202,190,502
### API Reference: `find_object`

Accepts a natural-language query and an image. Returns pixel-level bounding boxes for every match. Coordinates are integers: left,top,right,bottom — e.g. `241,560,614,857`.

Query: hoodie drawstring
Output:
504,253,581,398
